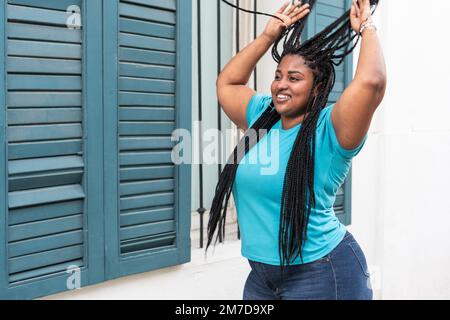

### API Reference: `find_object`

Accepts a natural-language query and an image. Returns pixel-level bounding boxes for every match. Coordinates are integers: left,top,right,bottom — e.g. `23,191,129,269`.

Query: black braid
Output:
208,0,379,273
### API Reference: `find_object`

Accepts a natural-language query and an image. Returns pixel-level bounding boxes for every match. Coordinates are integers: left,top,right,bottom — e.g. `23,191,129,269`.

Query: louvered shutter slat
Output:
8,92,81,107
120,179,174,196
8,57,81,74
9,140,82,160
9,230,83,258
8,0,80,11
120,207,174,227
120,48,175,66
119,2,175,24
119,137,174,151
120,63,175,80
8,260,83,284
8,40,82,59
7,22,82,43
9,245,84,274
8,108,82,125
8,214,83,242
8,200,83,226
120,18,175,39
119,78,175,94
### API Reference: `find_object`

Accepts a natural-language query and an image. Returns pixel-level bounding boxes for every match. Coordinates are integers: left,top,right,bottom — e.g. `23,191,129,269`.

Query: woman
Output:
207,0,386,300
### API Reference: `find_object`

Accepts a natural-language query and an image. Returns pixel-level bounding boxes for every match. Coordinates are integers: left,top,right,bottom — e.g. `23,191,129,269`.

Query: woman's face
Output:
270,54,315,117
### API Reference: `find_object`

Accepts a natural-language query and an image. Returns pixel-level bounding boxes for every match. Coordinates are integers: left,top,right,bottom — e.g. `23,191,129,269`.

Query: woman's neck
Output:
281,112,309,130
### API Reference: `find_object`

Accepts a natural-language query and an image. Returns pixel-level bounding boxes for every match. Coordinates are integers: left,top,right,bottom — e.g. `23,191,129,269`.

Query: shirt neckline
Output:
277,119,302,134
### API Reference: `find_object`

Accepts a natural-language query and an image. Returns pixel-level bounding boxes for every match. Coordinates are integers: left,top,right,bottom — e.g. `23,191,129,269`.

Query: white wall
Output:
350,0,450,299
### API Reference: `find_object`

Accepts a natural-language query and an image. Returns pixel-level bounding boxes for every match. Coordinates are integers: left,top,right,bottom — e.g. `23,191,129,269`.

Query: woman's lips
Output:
276,94,291,104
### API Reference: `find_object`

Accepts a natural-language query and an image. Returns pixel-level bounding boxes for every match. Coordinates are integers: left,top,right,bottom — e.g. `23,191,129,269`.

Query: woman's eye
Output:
290,77,299,81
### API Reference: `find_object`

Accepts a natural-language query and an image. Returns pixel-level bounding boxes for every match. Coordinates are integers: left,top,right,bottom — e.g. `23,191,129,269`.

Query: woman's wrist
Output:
358,16,377,35
260,32,277,45
360,25,377,36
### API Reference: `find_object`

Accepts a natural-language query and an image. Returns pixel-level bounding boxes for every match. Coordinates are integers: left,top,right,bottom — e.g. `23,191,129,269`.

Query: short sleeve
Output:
246,94,272,128
323,103,368,159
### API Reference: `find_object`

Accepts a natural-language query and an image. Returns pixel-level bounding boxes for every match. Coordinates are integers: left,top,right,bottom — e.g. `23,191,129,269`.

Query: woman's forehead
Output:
277,55,311,73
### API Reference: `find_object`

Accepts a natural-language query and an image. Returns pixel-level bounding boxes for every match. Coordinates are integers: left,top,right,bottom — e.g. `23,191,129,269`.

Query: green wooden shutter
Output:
305,0,354,225
0,0,105,299
103,0,192,279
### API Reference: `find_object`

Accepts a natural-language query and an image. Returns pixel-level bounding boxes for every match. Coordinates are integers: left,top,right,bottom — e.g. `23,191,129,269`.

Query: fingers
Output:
276,0,310,28
292,5,311,22
352,0,361,18
288,2,310,19
277,1,291,14
361,0,370,7
283,0,297,16
350,2,357,18
356,0,370,11
282,1,309,17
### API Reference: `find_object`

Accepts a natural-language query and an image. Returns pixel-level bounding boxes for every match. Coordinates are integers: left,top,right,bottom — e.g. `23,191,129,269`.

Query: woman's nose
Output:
276,80,288,91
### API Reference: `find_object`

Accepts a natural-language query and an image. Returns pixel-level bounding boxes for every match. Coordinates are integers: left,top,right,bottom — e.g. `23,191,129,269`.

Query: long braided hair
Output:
207,0,379,270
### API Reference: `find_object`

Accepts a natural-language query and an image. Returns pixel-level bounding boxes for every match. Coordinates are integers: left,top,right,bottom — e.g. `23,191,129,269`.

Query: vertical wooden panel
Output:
175,0,192,264
84,0,105,285
1,0,8,295
103,0,120,279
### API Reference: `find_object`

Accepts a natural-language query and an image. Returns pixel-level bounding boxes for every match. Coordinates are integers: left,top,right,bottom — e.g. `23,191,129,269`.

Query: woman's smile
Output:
276,94,291,104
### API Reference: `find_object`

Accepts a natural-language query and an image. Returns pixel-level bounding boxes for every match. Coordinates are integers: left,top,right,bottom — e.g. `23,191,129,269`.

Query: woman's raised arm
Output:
216,1,310,130
332,0,387,150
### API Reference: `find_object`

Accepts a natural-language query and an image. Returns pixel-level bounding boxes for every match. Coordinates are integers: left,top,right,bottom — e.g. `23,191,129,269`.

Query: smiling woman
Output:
209,0,385,300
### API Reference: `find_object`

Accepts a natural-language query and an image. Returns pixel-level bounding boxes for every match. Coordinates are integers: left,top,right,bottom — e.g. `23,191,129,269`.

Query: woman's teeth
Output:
277,94,290,101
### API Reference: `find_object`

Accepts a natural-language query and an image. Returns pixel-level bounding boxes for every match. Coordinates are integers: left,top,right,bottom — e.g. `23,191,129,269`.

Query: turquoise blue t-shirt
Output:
232,94,367,265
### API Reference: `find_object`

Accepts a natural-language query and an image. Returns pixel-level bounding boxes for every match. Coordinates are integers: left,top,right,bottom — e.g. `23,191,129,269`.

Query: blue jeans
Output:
243,231,373,300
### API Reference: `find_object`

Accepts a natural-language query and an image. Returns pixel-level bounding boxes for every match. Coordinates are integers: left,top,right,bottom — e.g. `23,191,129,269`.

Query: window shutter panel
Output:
305,0,354,226
104,0,192,279
1,0,104,299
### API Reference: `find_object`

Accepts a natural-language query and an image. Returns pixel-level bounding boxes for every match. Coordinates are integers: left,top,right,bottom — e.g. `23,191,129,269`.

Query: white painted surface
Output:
350,0,450,300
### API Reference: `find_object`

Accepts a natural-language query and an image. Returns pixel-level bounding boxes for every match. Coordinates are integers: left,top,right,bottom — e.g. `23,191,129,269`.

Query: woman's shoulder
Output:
317,103,335,127
246,93,273,128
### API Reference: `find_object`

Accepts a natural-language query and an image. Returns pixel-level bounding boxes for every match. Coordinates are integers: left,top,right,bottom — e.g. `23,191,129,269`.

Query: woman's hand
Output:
262,0,310,43
350,0,373,33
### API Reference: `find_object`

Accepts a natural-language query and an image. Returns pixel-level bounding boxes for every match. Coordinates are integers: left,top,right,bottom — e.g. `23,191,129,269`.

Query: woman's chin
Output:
274,103,290,114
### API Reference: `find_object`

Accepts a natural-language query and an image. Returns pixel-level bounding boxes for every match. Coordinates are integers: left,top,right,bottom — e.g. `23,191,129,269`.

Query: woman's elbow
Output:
360,72,386,90
216,72,232,87
355,75,387,108
372,77,387,107
361,73,386,97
